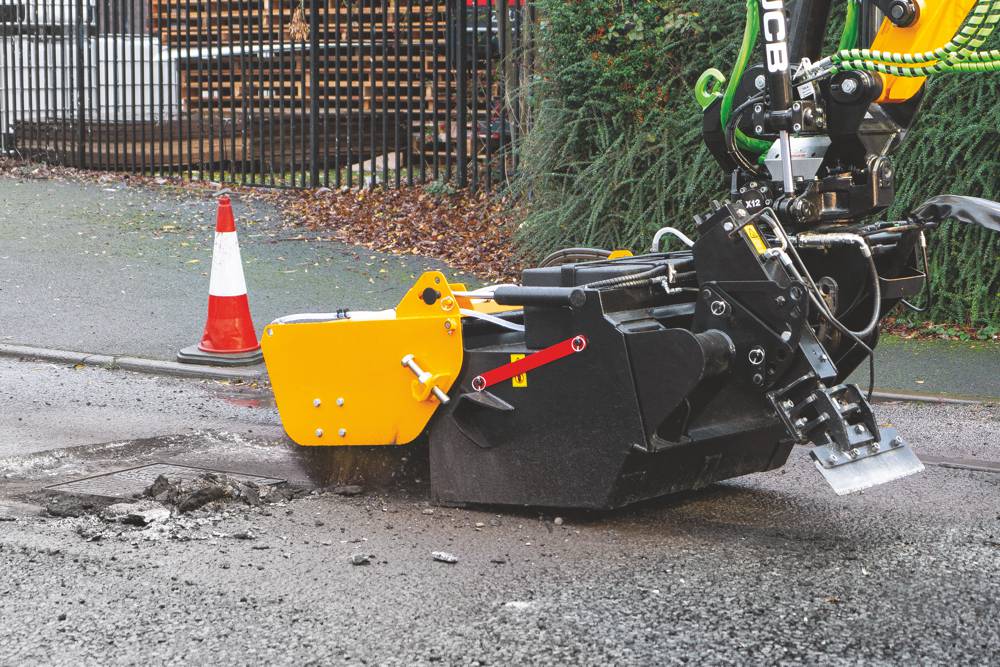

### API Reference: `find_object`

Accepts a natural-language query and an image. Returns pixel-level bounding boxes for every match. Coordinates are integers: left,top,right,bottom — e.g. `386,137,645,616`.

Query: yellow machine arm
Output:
870,0,980,103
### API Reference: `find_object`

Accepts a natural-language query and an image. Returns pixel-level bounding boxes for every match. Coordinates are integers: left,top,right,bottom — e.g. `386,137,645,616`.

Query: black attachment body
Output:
427,197,928,509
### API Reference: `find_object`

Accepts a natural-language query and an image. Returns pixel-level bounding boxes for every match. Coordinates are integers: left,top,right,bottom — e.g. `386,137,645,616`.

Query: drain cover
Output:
46,463,284,500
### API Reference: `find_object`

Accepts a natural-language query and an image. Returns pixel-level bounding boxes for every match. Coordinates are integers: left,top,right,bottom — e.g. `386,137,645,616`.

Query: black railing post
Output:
455,0,467,187
75,0,86,168
309,0,320,188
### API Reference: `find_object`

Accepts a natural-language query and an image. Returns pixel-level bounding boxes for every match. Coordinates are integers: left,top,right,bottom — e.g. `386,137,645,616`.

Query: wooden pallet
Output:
152,0,449,48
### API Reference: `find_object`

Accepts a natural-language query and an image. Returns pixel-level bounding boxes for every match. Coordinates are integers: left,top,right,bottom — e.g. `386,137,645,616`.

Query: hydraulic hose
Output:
538,247,611,267
583,264,668,289
827,0,1000,76
721,0,772,156
838,0,861,51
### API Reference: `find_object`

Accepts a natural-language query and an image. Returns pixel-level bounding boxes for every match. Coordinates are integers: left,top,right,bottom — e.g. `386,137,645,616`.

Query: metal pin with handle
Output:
401,354,450,404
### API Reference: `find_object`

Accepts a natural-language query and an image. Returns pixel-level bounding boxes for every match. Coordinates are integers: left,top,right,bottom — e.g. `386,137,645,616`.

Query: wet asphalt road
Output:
1,358,998,665
0,175,463,361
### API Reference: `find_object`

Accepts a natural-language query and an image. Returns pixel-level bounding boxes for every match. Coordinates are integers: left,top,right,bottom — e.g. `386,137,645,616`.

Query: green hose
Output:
831,0,1000,76
721,0,772,155
839,0,861,51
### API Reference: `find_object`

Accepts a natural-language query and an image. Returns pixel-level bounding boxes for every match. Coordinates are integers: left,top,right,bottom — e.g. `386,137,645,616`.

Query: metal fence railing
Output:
0,0,533,189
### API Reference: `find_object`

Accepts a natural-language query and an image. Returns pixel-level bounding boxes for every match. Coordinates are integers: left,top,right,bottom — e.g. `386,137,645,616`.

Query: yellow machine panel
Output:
261,271,464,446
872,0,978,103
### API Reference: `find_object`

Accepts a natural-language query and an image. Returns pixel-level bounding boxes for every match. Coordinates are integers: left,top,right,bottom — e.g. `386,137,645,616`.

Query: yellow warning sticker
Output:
743,224,768,255
510,354,527,387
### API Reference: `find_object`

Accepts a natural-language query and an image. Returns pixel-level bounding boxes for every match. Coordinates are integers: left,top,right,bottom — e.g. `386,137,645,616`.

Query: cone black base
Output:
176,344,263,367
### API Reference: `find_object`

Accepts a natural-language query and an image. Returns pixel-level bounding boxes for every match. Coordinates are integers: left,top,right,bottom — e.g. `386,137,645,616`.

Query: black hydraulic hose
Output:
901,236,932,313
726,93,768,177
786,240,877,398
539,247,612,267
583,264,668,289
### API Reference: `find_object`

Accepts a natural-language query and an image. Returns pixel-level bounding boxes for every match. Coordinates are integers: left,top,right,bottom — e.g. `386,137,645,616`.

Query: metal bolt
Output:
855,424,866,434
754,75,766,91
752,373,764,386
848,448,859,459
795,418,808,428
780,330,792,343
748,346,766,365
267,328,274,337
754,104,763,113
871,442,881,453
313,398,321,407
755,125,764,134
444,320,452,330
891,437,903,448
722,221,735,232
336,397,345,407
782,400,794,410
736,208,748,218
702,289,713,301
775,296,787,307
828,455,839,465
315,428,324,438
792,102,801,111
710,300,728,317
820,354,829,362
793,123,802,132
338,428,347,437
840,78,858,95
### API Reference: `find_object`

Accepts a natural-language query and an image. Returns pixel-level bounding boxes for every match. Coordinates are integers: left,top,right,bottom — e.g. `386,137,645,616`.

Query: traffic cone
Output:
177,196,263,366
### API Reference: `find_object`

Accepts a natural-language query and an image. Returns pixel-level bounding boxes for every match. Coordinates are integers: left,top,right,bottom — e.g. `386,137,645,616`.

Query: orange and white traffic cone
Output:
177,195,263,366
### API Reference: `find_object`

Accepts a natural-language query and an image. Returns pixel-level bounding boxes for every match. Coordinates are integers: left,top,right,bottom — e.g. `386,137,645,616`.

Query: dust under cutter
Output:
264,0,1000,508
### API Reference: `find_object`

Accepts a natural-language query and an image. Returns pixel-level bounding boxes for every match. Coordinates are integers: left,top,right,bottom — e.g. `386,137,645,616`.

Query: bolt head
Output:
313,398,321,407
754,74,766,91
338,428,347,437
315,428,324,438
336,397,345,407
722,221,735,232
848,448,859,459
891,437,903,448
828,455,839,464
855,424,866,434
841,78,858,95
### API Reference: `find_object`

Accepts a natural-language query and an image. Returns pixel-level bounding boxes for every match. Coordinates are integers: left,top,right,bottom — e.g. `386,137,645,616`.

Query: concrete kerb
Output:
1,343,994,403
0,344,266,382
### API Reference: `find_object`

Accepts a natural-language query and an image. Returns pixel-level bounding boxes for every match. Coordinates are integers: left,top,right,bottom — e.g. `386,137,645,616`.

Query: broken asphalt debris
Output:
432,551,458,564
350,553,372,566
143,473,304,513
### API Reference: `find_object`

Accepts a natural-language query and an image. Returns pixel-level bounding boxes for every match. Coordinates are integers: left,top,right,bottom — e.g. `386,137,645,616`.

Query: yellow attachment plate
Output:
261,271,463,446
872,0,977,103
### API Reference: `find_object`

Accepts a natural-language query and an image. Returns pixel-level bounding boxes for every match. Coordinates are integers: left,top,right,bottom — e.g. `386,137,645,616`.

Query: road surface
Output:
1,357,998,665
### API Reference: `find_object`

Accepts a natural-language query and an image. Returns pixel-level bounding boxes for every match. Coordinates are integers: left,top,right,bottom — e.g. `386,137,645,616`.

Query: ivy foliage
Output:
514,0,999,326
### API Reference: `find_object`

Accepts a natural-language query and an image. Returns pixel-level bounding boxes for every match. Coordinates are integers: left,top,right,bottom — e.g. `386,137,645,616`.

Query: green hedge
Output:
514,0,999,327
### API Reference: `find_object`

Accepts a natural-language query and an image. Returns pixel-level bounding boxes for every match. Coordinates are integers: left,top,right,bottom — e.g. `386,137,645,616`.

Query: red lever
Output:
471,335,588,391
